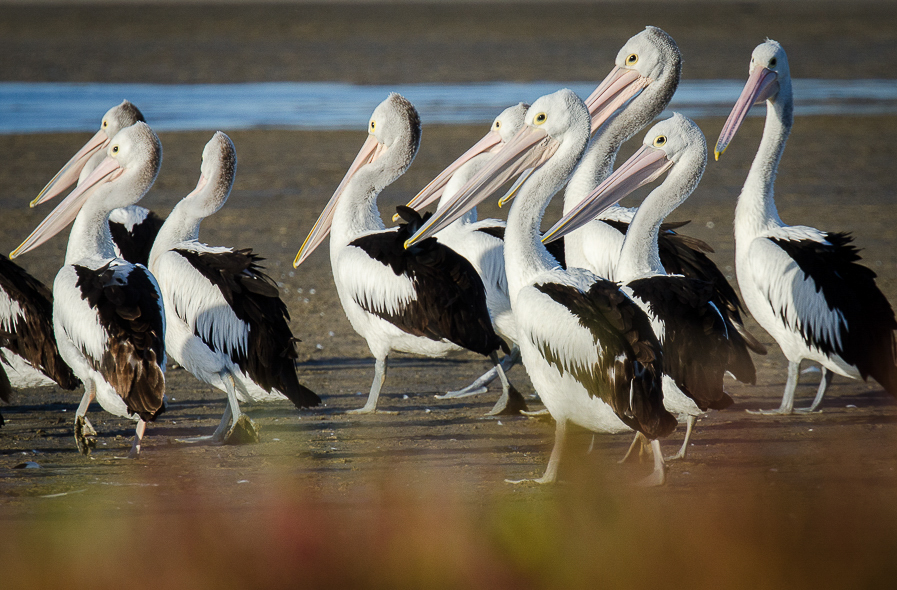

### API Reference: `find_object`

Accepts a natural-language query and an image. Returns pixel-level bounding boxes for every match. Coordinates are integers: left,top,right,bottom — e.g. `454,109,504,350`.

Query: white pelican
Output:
149,132,321,443
11,122,167,457
1,255,81,426
34,100,165,266
407,89,676,485
563,26,766,357
401,103,529,407
294,93,521,414
546,114,756,460
715,39,897,413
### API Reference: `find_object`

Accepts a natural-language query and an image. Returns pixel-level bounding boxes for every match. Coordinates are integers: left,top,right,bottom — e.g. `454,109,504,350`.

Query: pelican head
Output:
586,26,681,134
715,39,791,160
32,100,145,207
404,88,590,248
180,131,238,220
544,113,706,244
294,93,421,267
12,122,162,259
398,102,529,219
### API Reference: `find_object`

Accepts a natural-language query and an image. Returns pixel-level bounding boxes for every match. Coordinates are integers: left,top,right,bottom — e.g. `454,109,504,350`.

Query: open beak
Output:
31,129,109,207
11,155,123,258
715,66,779,160
585,66,652,134
394,129,504,222
404,124,559,249
542,144,672,244
294,134,387,268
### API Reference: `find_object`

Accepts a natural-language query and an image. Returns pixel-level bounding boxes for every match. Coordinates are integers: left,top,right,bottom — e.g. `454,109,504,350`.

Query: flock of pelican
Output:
2,28,896,485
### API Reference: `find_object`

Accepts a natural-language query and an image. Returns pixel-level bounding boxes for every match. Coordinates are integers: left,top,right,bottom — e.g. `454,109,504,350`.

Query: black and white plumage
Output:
400,103,530,410
33,100,164,266
546,114,756,460
11,121,167,457
294,93,521,414
148,132,320,443
1,254,80,392
715,40,897,413
561,26,765,356
406,89,676,485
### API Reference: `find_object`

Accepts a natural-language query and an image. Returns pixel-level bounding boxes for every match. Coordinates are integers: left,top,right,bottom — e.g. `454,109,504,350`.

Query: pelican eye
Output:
626,53,638,66
112,145,119,154
494,120,501,130
534,112,547,125
769,57,777,67
652,135,667,148
102,120,108,128
369,120,376,132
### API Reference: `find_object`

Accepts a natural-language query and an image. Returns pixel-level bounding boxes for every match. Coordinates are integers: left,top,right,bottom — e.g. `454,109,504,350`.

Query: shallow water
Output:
2,79,896,134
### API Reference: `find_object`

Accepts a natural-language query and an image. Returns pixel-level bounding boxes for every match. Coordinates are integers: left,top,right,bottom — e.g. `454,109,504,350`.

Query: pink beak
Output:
715,66,779,160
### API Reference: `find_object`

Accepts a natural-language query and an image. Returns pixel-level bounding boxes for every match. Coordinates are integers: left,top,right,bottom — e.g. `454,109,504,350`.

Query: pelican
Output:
148,132,321,443
715,40,897,413
34,100,164,266
11,122,167,456
294,93,521,414
407,89,676,485
1,255,81,426
400,103,529,405
546,114,756,460
562,26,766,356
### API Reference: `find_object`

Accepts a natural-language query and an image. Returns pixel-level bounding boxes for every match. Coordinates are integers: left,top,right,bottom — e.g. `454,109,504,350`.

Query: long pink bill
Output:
11,156,123,259
542,144,672,244
31,129,109,207
715,66,779,160
294,134,387,268
585,66,651,134
404,125,559,249
396,129,504,222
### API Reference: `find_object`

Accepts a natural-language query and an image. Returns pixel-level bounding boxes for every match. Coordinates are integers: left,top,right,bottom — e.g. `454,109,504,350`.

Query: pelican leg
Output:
748,360,800,415
665,415,696,461
223,372,260,444
796,367,832,413
176,401,232,444
507,417,567,484
440,346,520,398
349,357,392,414
637,440,667,487
73,381,97,455
619,432,643,463
209,402,233,442
485,351,528,416
128,419,147,458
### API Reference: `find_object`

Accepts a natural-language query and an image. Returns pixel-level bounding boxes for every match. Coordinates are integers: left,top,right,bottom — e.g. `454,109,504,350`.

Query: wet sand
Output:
2,3,897,589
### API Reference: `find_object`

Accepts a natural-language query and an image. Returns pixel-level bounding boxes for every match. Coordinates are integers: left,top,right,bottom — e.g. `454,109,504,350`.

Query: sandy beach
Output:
2,3,897,589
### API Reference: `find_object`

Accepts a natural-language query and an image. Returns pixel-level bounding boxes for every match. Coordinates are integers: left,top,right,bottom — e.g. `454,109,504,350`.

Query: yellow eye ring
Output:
626,53,638,66
112,145,119,153
102,120,108,128
370,120,376,132
533,112,547,125
494,120,501,130
653,135,667,148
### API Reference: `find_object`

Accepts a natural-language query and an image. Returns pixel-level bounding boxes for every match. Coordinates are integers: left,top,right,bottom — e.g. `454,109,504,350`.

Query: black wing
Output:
0,255,79,390
772,232,897,395
628,275,743,410
173,248,321,409
109,210,166,267
535,280,676,439
605,219,767,356
74,263,166,421
351,207,507,356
